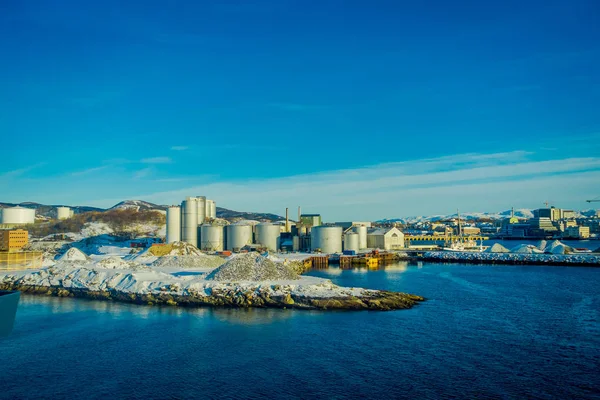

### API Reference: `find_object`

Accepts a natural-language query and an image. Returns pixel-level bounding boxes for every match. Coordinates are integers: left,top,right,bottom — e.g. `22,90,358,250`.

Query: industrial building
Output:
0,229,28,252
0,206,35,225
564,226,590,239
367,227,405,250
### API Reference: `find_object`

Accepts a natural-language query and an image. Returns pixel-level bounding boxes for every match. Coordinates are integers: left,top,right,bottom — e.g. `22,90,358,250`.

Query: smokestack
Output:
298,206,301,223
285,208,289,233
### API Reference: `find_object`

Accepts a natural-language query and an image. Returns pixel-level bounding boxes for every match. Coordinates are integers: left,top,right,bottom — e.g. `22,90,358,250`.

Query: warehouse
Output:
367,227,405,250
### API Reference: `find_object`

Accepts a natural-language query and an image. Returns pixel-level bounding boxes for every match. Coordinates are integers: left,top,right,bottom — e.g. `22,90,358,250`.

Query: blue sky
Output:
1,0,599,220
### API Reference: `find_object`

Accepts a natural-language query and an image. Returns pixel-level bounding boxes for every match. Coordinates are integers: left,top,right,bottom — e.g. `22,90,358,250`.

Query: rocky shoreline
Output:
0,281,424,311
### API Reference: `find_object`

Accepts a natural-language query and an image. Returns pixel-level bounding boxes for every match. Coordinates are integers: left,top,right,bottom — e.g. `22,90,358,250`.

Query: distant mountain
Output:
216,207,284,222
108,200,167,212
378,209,537,224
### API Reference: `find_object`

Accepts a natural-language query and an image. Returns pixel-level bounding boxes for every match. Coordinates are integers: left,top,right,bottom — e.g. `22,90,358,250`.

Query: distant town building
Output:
564,226,590,239
461,226,481,236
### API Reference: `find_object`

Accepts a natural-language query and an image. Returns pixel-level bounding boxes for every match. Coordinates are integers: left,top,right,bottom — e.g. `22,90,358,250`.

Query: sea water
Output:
1,262,598,399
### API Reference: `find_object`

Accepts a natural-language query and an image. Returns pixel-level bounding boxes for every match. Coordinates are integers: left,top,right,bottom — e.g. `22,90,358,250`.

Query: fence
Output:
0,251,43,271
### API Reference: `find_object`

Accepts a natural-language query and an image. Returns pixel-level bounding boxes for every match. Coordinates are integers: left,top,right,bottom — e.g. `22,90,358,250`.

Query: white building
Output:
367,227,405,250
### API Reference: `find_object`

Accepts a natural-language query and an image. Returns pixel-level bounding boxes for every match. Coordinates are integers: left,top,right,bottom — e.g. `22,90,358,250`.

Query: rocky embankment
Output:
0,253,423,311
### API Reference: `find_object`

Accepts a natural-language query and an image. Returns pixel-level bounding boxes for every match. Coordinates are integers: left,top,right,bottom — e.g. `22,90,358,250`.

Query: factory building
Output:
299,214,322,228
0,206,36,225
367,227,405,250
0,229,28,252
56,206,74,220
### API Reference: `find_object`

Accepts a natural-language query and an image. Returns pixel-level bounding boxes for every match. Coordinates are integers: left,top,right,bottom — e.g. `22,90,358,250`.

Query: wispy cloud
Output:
140,157,172,164
133,167,153,180
0,163,46,179
128,151,600,220
70,166,109,176
170,146,188,151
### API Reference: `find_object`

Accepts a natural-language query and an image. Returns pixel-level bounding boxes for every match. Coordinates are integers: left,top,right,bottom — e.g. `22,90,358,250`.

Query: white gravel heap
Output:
484,243,510,253
546,240,573,255
151,255,225,269
512,244,544,254
95,257,148,271
206,253,300,282
58,248,91,262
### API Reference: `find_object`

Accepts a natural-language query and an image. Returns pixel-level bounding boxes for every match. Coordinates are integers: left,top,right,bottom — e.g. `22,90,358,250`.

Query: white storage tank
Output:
344,232,360,252
206,200,216,219
292,236,300,252
1,206,35,224
353,225,368,249
166,206,181,243
255,223,281,252
195,196,206,224
56,206,72,220
200,224,225,251
311,226,343,253
181,198,198,246
226,224,253,251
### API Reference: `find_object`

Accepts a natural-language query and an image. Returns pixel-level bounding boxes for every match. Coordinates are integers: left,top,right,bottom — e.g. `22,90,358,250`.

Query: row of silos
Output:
165,196,218,245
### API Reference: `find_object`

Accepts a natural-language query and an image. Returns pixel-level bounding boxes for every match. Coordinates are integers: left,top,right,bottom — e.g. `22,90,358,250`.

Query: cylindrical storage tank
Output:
181,199,198,246
226,224,253,251
344,232,360,252
311,226,343,253
200,224,225,251
1,206,35,224
298,226,307,236
353,226,368,249
56,206,71,220
206,200,216,219
166,206,181,243
255,223,281,252
195,196,206,224
292,236,300,252
69,209,75,217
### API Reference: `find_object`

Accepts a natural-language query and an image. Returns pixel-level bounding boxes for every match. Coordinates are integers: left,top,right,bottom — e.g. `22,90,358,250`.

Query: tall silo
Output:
226,224,253,251
344,232,360,252
206,200,216,220
353,225,368,249
195,196,207,224
166,206,181,243
1,206,35,224
56,206,72,220
181,198,198,246
311,226,342,253
255,223,281,252
200,224,225,251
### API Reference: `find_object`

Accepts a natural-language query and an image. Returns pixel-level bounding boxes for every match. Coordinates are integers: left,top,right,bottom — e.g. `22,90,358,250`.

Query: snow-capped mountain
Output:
108,200,167,212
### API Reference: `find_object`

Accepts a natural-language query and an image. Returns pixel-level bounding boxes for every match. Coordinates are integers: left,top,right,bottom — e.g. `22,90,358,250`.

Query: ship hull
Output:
0,291,20,337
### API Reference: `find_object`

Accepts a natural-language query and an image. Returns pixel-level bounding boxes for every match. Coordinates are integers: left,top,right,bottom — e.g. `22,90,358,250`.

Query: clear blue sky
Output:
1,0,599,220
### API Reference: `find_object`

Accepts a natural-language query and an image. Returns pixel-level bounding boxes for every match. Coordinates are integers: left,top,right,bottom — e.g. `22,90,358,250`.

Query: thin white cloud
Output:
0,163,46,179
70,166,109,176
133,167,153,180
140,157,172,164
125,151,600,220
170,146,188,151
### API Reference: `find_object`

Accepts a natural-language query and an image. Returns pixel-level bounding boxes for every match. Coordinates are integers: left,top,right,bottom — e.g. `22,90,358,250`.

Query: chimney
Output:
285,208,289,233
298,206,301,223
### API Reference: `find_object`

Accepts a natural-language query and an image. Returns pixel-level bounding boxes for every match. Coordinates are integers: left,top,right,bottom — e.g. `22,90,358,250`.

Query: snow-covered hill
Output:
108,200,167,212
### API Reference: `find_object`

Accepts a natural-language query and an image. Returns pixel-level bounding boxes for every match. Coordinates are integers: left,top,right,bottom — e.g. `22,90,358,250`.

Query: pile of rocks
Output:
206,253,300,281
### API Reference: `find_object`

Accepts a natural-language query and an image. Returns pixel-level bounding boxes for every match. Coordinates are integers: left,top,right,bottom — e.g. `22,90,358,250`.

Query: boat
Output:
441,209,488,252
0,290,20,337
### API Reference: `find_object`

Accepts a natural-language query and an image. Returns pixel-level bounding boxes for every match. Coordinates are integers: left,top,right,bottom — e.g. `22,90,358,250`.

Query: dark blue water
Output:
1,262,599,399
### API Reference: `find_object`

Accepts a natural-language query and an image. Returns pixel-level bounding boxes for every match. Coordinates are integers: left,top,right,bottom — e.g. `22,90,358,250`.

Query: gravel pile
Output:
484,243,510,253
95,257,148,270
205,253,300,281
58,248,91,262
512,244,544,254
151,255,225,269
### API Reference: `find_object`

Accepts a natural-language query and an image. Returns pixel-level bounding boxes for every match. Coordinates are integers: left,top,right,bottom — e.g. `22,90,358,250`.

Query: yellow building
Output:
0,229,29,252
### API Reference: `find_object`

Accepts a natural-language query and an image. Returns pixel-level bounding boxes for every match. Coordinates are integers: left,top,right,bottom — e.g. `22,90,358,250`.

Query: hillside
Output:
0,202,103,218
109,200,168,212
215,207,285,222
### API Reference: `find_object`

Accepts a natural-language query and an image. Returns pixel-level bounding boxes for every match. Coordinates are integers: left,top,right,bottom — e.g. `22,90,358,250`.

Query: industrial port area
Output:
1,195,599,273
